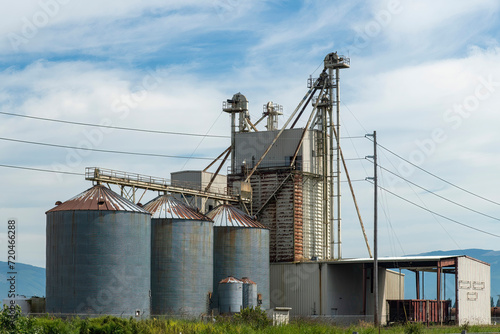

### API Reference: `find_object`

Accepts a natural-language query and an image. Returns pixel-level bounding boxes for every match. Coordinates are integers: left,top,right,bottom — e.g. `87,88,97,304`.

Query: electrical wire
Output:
341,101,368,133
377,164,500,222
376,146,463,251
375,141,500,207
0,163,84,176
182,111,225,169
0,111,229,138
368,180,500,238
0,136,214,160
0,111,366,140
377,165,406,256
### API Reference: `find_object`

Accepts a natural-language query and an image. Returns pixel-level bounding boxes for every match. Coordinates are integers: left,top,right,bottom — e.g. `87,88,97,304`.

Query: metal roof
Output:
143,195,211,220
206,204,267,228
219,276,243,284
271,255,489,270
46,185,148,213
336,255,489,268
240,277,256,285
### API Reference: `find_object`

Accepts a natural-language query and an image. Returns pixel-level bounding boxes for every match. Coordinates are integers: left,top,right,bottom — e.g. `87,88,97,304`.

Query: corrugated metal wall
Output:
151,218,213,316
219,280,243,313
457,257,491,325
270,263,326,316
302,175,327,260
46,211,151,317
213,227,270,310
230,170,329,263
385,269,405,300
230,128,332,263
249,171,296,262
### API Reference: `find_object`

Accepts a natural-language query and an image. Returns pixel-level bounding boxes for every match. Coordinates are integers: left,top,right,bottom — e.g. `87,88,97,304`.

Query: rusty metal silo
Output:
206,204,270,310
218,276,243,314
144,195,213,316
241,277,258,309
45,185,151,317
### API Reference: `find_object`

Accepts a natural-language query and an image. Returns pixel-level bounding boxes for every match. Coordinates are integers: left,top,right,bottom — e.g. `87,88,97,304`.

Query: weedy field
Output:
1,306,499,334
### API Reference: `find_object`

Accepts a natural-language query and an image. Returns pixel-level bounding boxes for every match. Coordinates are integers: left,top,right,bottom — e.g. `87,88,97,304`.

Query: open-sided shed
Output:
270,255,490,326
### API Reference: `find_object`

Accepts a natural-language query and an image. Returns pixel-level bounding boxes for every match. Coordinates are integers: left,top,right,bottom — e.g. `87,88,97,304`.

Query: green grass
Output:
1,306,500,334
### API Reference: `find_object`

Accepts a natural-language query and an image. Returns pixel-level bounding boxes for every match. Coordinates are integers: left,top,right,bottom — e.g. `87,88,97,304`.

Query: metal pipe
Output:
290,84,327,168
204,146,231,172
230,113,236,173
322,103,328,259
205,148,231,193
335,67,342,259
328,67,335,259
336,139,372,258
244,72,326,183
290,87,317,129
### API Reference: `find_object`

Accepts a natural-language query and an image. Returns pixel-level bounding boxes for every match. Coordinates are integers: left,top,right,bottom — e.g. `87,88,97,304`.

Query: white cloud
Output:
2,1,500,267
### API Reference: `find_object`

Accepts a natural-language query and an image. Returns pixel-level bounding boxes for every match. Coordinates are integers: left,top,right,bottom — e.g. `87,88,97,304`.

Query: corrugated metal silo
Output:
144,195,213,316
206,204,270,310
218,276,243,313
241,277,258,309
45,185,151,317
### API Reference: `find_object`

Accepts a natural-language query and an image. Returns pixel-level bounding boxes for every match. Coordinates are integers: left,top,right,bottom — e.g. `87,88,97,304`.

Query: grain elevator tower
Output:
227,52,349,262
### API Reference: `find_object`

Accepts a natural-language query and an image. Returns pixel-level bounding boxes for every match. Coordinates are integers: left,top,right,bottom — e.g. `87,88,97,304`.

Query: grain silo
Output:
241,277,258,309
46,185,151,317
206,204,270,310
144,195,213,317
218,276,243,313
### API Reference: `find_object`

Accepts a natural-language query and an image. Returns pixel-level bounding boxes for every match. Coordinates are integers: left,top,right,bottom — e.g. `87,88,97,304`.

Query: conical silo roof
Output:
206,204,266,228
143,195,211,220
46,185,148,213
219,276,243,284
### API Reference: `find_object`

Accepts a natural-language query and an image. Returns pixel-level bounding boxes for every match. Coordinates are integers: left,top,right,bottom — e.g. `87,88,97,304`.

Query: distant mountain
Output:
0,262,45,301
403,249,500,303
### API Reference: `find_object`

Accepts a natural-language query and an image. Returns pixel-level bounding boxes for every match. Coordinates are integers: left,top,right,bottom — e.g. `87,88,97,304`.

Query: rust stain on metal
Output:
143,195,211,221
206,204,266,228
219,276,243,284
240,277,256,285
46,185,147,213
293,173,304,261
229,169,325,263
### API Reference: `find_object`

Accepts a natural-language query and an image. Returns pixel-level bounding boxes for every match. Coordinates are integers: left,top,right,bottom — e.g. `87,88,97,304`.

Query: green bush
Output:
232,306,271,330
0,304,42,334
404,322,424,334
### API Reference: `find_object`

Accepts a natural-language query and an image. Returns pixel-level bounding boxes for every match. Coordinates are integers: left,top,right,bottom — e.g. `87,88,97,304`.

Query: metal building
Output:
46,185,151,317
218,276,243,314
144,195,213,317
270,255,491,326
170,170,228,213
206,204,270,310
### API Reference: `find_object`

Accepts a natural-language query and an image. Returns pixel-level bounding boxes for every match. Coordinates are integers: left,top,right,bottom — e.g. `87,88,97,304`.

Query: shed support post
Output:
437,261,442,324
362,264,367,315
416,271,420,300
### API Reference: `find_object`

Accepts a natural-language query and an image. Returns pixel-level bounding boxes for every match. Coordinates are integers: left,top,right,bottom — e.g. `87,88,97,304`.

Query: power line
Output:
0,111,367,140
0,111,229,138
0,163,83,176
0,136,214,160
377,147,463,250
1,136,366,163
370,181,500,238
377,164,500,222
373,140,500,207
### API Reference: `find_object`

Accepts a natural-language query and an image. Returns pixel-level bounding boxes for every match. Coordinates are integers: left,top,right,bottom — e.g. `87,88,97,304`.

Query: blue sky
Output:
1,0,500,269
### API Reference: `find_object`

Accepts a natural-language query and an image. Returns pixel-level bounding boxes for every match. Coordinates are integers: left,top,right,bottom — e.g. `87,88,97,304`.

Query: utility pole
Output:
366,131,378,327
373,130,378,328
